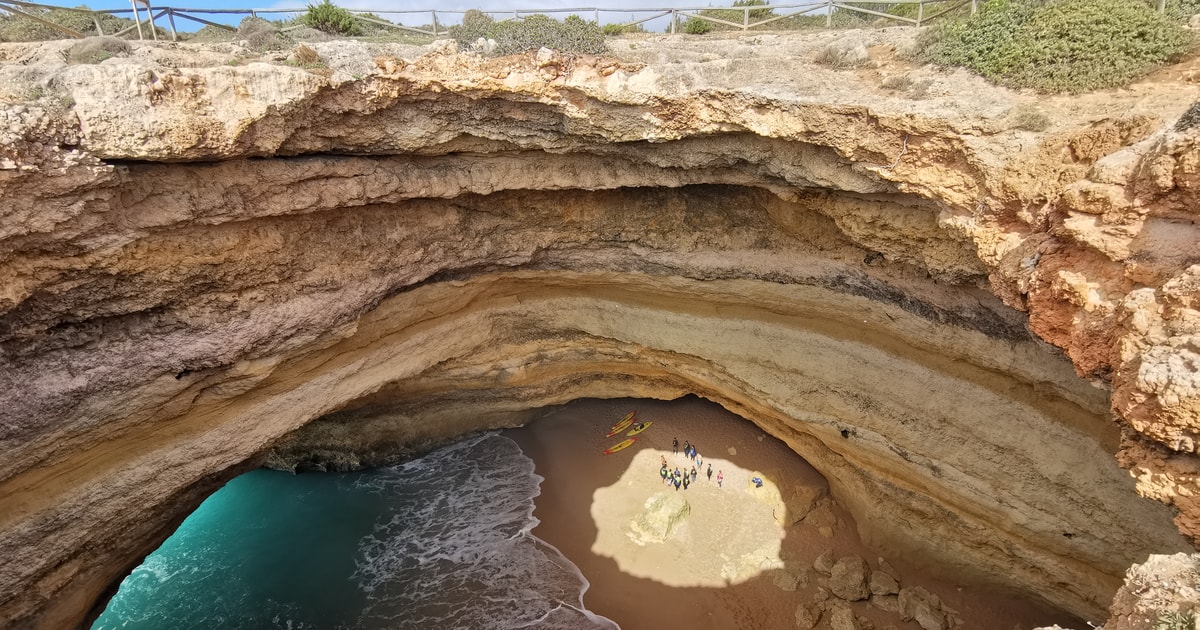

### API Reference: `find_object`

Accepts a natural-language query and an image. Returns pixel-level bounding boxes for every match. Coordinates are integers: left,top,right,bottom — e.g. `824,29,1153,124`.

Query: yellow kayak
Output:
605,411,637,438
626,421,653,437
603,437,637,455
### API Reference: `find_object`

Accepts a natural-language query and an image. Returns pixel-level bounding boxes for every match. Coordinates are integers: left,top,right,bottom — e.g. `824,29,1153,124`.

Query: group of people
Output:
661,437,723,491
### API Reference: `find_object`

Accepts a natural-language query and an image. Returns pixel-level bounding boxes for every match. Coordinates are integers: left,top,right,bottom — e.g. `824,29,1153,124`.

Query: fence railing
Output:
0,0,1175,43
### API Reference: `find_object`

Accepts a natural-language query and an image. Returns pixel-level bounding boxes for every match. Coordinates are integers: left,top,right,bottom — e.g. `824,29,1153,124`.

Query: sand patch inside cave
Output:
591,448,785,587
505,396,1079,630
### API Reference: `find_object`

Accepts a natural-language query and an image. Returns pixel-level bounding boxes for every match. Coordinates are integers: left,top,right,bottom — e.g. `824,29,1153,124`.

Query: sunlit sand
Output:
590,448,785,587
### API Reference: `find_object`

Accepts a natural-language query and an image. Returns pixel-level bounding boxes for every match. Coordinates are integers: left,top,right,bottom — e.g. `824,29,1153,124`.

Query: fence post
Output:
432,10,439,35
1158,0,1166,12
971,0,977,14
916,0,924,27
594,8,599,23
670,9,676,33
93,14,103,35
743,6,749,30
130,0,144,40
825,0,832,27
166,8,177,40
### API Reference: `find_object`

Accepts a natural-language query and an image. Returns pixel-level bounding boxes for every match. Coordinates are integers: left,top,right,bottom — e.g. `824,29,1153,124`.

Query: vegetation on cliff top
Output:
300,0,361,36
677,0,950,34
917,0,1192,93
0,5,142,41
450,11,606,55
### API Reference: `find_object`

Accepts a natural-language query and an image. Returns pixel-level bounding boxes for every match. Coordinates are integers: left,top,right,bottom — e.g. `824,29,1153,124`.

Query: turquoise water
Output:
92,434,616,630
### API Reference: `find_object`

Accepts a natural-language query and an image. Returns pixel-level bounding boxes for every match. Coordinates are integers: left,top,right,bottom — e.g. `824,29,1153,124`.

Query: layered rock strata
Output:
0,32,1198,629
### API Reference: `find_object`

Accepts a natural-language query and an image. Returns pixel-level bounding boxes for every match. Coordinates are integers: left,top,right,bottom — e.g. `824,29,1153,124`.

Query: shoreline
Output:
505,396,1078,630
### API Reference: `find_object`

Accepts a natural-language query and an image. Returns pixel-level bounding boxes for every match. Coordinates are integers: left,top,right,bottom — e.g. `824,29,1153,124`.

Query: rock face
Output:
0,30,1197,629
1103,553,1200,630
1035,552,1200,630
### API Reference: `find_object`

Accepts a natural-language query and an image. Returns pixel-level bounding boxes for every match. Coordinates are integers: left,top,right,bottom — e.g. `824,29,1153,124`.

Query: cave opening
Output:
91,396,1083,630
7,176,1188,630
3,29,1198,630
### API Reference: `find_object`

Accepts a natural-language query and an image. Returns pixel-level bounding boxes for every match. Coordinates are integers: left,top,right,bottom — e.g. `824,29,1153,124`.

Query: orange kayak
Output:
605,411,637,438
603,437,637,455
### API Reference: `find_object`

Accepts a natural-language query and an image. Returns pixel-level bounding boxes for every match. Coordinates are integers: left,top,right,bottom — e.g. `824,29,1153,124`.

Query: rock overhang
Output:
0,33,1198,629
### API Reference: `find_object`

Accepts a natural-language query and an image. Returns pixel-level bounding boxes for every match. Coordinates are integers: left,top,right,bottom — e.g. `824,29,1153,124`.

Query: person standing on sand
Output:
673,437,679,454
707,463,713,481
690,466,697,483
661,454,667,467
682,474,690,490
717,470,724,488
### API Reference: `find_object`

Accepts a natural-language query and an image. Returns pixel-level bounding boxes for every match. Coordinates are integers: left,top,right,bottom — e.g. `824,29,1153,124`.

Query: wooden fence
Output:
0,0,1176,42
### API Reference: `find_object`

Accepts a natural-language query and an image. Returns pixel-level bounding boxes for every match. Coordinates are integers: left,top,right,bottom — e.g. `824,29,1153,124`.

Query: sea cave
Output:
1,28,1199,630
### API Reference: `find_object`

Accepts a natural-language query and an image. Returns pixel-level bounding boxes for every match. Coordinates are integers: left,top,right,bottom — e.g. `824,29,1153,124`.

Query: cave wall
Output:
0,35,1198,629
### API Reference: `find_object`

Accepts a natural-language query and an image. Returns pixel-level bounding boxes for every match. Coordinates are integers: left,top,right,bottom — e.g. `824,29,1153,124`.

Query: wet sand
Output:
505,396,1079,630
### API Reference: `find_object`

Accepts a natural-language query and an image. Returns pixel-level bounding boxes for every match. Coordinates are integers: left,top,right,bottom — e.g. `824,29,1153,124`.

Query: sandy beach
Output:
505,396,1078,630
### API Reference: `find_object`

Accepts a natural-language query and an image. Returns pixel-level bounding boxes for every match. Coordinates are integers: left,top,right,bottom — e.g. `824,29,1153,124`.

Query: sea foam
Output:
350,432,615,630
92,432,612,630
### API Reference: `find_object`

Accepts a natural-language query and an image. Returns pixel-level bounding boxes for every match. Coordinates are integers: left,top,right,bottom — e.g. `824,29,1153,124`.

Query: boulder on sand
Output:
829,555,871,601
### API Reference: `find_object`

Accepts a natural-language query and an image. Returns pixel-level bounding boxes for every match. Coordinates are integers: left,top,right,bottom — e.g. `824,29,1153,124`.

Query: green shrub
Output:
234,16,291,51
288,26,334,42
647,0,950,34
770,4,922,31
918,0,1191,93
1009,104,1052,131
65,35,130,63
354,12,392,36
236,16,275,36
449,9,494,47
0,5,135,41
601,22,646,35
293,43,320,65
301,0,361,36
687,0,771,31
190,24,235,42
683,17,714,34
1164,0,1200,20
1176,101,1200,131
486,14,606,55
1154,611,1196,630
246,30,292,51
814,36,870,68
881,74,914,91
842,2,963,20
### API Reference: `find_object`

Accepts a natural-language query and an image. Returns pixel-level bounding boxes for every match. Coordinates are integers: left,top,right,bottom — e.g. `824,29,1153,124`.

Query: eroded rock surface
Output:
0,31,1198,629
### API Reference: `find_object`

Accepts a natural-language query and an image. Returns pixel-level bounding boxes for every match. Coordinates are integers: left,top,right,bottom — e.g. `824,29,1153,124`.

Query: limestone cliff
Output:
0,30,1198,629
